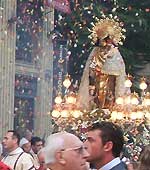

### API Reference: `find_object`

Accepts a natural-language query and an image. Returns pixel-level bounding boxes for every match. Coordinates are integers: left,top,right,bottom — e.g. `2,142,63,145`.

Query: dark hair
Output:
7,130,20,145
89,121,124,157
137,145,150,170
31,136,42,146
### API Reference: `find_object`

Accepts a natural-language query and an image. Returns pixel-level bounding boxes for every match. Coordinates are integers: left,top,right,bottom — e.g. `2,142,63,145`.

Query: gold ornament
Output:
89,17,126,45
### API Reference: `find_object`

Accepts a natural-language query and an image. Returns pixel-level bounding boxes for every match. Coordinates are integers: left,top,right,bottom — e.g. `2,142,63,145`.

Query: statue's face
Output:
112,38,118,46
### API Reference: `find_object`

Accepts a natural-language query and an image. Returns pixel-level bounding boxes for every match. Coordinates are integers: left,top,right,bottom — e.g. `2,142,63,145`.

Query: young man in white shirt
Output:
84,121,127,170
2,130,35,170
30,136,43,169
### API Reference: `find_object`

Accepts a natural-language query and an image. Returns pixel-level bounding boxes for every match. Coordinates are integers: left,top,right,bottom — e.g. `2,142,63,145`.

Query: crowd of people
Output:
0,121,149,170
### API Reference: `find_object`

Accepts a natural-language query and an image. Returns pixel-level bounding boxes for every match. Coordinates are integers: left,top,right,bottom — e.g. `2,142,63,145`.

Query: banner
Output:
53,40,68,104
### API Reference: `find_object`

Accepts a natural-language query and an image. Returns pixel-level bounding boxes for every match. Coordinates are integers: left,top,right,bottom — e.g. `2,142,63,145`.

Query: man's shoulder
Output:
110,161,127,170
20,152,34,159
17,152,36,169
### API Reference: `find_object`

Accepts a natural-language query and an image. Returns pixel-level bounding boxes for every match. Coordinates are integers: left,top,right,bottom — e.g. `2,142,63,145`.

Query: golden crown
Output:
89,17,126,45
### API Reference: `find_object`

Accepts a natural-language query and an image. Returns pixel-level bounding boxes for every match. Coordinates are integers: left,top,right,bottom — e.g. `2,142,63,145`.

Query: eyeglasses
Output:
61,146,87,155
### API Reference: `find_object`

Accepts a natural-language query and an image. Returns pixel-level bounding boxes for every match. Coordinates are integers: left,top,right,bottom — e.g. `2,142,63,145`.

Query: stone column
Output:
0,0,16,139
34,6,54,137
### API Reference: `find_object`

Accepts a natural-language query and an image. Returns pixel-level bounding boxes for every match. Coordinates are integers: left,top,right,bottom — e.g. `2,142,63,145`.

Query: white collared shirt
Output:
30,149,40,169
2,147,35,170
100,157,121,170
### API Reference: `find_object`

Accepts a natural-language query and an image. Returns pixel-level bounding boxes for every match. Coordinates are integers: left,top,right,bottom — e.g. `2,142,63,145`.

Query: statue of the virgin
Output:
77,17,130,111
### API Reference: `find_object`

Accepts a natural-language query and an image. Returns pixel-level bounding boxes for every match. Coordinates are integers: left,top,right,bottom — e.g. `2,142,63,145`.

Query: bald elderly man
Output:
43,132,89,170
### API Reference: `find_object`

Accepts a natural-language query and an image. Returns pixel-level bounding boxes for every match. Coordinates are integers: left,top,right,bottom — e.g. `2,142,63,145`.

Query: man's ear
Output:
103,141,113,152
55,151,66,165
13,137,18,145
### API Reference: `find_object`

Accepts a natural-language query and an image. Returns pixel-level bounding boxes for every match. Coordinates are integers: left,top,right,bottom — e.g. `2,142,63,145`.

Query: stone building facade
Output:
0,0,54,139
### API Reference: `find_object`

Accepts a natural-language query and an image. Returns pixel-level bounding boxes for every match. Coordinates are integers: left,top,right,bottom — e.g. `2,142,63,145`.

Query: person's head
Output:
43,132,89,170
31,136,43,154
19,137,31,153
24,130,33,141
127,162,139,170
37,149,47,170
137,145,150,170
2,130,20,152
84,121,124,168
